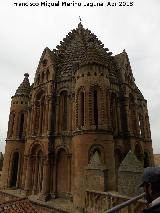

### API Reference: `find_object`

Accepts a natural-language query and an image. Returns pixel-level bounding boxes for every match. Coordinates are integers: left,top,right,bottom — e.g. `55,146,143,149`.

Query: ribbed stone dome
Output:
55,23,112,79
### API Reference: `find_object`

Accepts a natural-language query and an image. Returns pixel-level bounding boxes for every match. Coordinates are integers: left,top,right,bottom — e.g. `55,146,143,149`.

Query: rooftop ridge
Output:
55,23,111,56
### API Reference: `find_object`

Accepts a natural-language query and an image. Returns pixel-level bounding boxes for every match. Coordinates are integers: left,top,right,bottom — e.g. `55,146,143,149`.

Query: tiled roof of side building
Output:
0,198,37,213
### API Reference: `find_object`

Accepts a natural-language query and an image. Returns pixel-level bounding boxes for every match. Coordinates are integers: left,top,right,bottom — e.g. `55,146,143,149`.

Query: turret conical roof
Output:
14,73,31,97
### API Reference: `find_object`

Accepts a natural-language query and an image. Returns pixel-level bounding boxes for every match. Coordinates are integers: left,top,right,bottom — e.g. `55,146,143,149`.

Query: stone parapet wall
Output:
85,190,146,213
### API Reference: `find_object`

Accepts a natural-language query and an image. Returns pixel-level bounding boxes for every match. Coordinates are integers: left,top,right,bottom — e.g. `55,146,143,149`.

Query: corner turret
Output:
7,74,31,140
14,73,30,97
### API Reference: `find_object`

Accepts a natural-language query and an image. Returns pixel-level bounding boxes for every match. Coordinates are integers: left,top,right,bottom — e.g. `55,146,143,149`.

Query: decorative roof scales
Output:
0,198,37,212
14,73,31,97
55,23,112,77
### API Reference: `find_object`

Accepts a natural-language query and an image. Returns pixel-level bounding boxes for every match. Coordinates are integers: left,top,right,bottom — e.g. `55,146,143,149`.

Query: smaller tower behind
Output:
2,73,31,188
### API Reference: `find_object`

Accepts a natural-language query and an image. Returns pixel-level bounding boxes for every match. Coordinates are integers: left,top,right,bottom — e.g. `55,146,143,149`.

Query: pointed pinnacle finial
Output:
79,16,82,22
24,73,29,78
78,16,83,29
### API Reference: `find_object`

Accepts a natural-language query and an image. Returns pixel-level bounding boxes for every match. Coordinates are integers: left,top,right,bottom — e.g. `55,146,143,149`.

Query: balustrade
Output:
85,190,146,213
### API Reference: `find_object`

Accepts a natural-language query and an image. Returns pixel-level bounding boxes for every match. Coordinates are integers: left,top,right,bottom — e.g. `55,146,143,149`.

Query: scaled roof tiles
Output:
0,198,37,213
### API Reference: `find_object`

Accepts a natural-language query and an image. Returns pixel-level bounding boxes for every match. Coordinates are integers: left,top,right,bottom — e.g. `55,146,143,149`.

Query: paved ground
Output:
29,195,75,213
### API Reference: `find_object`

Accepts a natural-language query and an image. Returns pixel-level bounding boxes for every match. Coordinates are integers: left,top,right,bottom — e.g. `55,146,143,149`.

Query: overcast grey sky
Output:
0,0,160,153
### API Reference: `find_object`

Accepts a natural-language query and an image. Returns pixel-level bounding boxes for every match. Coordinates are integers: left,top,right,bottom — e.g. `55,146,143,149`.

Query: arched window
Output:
90,149,102,164
129,94,137,135
35,100,40,134
138,115,142,136
42,59,47,67
93,90,98,127
138,114,144,137
106,92,110,125
46,69,50,81
60,91,68,131
63,94,67,130
145,115,150,138
39,96,46,134
89,145,105,164
41,71,44,83
34,91,46,135
10,152,19,187
35,150,43,193
110,93,118,133
9,112,15,137
37,74,40,85
19,113,24,138
80,91,85,126
144,152,150,168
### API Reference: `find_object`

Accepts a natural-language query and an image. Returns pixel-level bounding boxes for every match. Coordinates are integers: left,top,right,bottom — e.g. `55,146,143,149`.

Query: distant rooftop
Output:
0,198,37,212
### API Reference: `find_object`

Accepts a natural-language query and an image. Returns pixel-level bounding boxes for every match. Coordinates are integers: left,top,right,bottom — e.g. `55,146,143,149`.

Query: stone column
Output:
106,92,111,130
25,107,29,137
21,156,27,189
38,105,43,135
52,158,57,198
68,95,72,131
143,114,147,138
85,90,90,128
31,105,36,135
123,97,130,133
33,156,39,194
114,102,118,135
140,115,144,137
47,95,53,135
39,158,51,201
77,92,80,128
56,95,60,134
7,114,11,138
12,113,18,139
43,99,48,135
48,155,54,198
24,156,33,195
135,104,140,137
67,154,72,193
16,112,20,139
99,90,105,129
16,155,21,188
146,115,151,138
117,101,122,134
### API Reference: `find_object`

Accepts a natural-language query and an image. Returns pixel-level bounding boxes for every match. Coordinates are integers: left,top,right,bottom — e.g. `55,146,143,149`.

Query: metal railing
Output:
104,192,146,213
